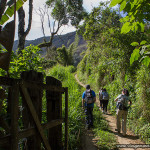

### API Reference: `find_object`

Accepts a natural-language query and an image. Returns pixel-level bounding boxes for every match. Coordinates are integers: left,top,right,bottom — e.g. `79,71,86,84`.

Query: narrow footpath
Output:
75,74,150,150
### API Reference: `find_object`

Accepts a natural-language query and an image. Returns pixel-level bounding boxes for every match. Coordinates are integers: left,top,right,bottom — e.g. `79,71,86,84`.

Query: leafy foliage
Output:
0,0,27,25
93,107,117,149
56,44,74,66
110,0,150,33
47,65,84,149
110,0,150,67
0,45,45,78
46,0,87,27
77,1,150,144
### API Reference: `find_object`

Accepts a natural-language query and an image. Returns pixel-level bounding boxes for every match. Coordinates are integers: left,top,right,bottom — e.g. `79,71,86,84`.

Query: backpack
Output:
85,89,93,104
117,95,128,110
99,90,103,101
102,91,109,100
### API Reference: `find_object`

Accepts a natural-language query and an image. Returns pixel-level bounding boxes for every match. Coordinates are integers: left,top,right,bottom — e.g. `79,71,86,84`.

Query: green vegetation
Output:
0,45,45,78
93,106,117,149
1,0,150,148
46,65,84,149
77,1,150,144
46,65,117,149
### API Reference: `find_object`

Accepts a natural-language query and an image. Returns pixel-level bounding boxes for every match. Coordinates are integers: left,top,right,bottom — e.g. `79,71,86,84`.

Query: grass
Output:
46,64,85,149
46,64,118,149
93,106,117,150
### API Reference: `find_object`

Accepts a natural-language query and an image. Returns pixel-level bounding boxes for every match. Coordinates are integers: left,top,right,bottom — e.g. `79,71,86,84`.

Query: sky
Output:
15,0,106,40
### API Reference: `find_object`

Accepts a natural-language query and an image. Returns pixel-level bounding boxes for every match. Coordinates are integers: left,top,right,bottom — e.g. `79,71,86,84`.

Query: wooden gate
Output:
0,70,68,150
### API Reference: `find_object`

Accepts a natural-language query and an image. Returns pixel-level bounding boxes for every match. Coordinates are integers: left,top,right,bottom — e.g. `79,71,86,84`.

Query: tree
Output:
110,0,150,34
110,0,150,67
56,44,74,66
0,0,27,71
36,5,63,48
17,0,33,54
37,0,87,48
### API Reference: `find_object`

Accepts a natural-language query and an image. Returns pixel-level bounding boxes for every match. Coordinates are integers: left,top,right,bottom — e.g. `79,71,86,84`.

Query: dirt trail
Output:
75,74,150,150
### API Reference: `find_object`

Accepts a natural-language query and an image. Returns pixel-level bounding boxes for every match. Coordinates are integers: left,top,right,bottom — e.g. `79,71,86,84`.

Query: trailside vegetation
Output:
93,106,117,149
46,65,84,149
77,1,150,144
46,64,117,149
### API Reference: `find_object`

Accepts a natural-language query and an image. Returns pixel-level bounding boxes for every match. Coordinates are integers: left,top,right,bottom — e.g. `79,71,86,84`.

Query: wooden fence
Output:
0,70,68,150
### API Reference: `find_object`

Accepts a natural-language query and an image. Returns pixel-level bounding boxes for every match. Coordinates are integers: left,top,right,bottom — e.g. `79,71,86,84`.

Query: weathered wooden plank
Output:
46,76,63,150
0,117,10,133
19,119,64,139
10,81,19,150
22,80,65,92
21,85,51,150
0,119,64,146
21,71,43,150
0,76,19,86
65,87,68,150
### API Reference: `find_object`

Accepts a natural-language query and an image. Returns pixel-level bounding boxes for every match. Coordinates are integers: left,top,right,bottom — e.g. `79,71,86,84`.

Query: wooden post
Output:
65,87,68,150
21,70,43,150
46,76,63,150
10,80,19,150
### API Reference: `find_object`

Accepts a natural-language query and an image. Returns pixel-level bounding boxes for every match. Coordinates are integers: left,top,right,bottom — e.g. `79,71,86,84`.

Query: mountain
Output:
13,31,87,66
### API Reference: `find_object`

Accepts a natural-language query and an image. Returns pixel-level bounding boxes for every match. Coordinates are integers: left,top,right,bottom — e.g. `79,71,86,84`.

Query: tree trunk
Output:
18,7,25,54
17,0,33,54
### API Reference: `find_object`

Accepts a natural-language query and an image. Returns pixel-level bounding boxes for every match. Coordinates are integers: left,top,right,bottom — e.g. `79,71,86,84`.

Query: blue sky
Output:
15,0,107,40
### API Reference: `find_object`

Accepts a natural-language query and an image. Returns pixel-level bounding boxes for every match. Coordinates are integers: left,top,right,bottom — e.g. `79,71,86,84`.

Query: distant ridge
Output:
13,31,87,66
13,31,86,52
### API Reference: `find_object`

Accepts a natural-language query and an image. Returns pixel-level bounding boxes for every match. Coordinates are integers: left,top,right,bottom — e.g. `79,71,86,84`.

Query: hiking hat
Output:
86,84,90,89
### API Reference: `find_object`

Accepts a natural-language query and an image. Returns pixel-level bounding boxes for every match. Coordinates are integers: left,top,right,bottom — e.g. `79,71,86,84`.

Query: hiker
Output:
99,88,103,110
101,88,109,114
114,88,132,136
82,84,96,129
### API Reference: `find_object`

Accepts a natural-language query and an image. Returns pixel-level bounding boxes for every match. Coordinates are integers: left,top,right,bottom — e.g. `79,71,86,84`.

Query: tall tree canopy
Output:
46,0,87,27
38,0,87,48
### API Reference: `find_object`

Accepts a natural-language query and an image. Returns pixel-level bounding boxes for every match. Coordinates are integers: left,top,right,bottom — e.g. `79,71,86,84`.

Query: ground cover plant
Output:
93,106,117,150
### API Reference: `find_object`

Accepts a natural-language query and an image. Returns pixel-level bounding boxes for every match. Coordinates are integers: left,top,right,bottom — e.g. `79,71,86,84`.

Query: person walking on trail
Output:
114,88,132,136
99,88,103,110
101,88,109,114
82,84,96,129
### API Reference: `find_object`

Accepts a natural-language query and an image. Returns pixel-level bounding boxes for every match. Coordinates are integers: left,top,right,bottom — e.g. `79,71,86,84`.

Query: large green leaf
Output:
0,0,27,25
121,22,131,33
110,0,123,7
120,1,126,12
142,56,150,67
0,14,9,25
130,48,140,65
140,40,147,46
130,42,139,46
